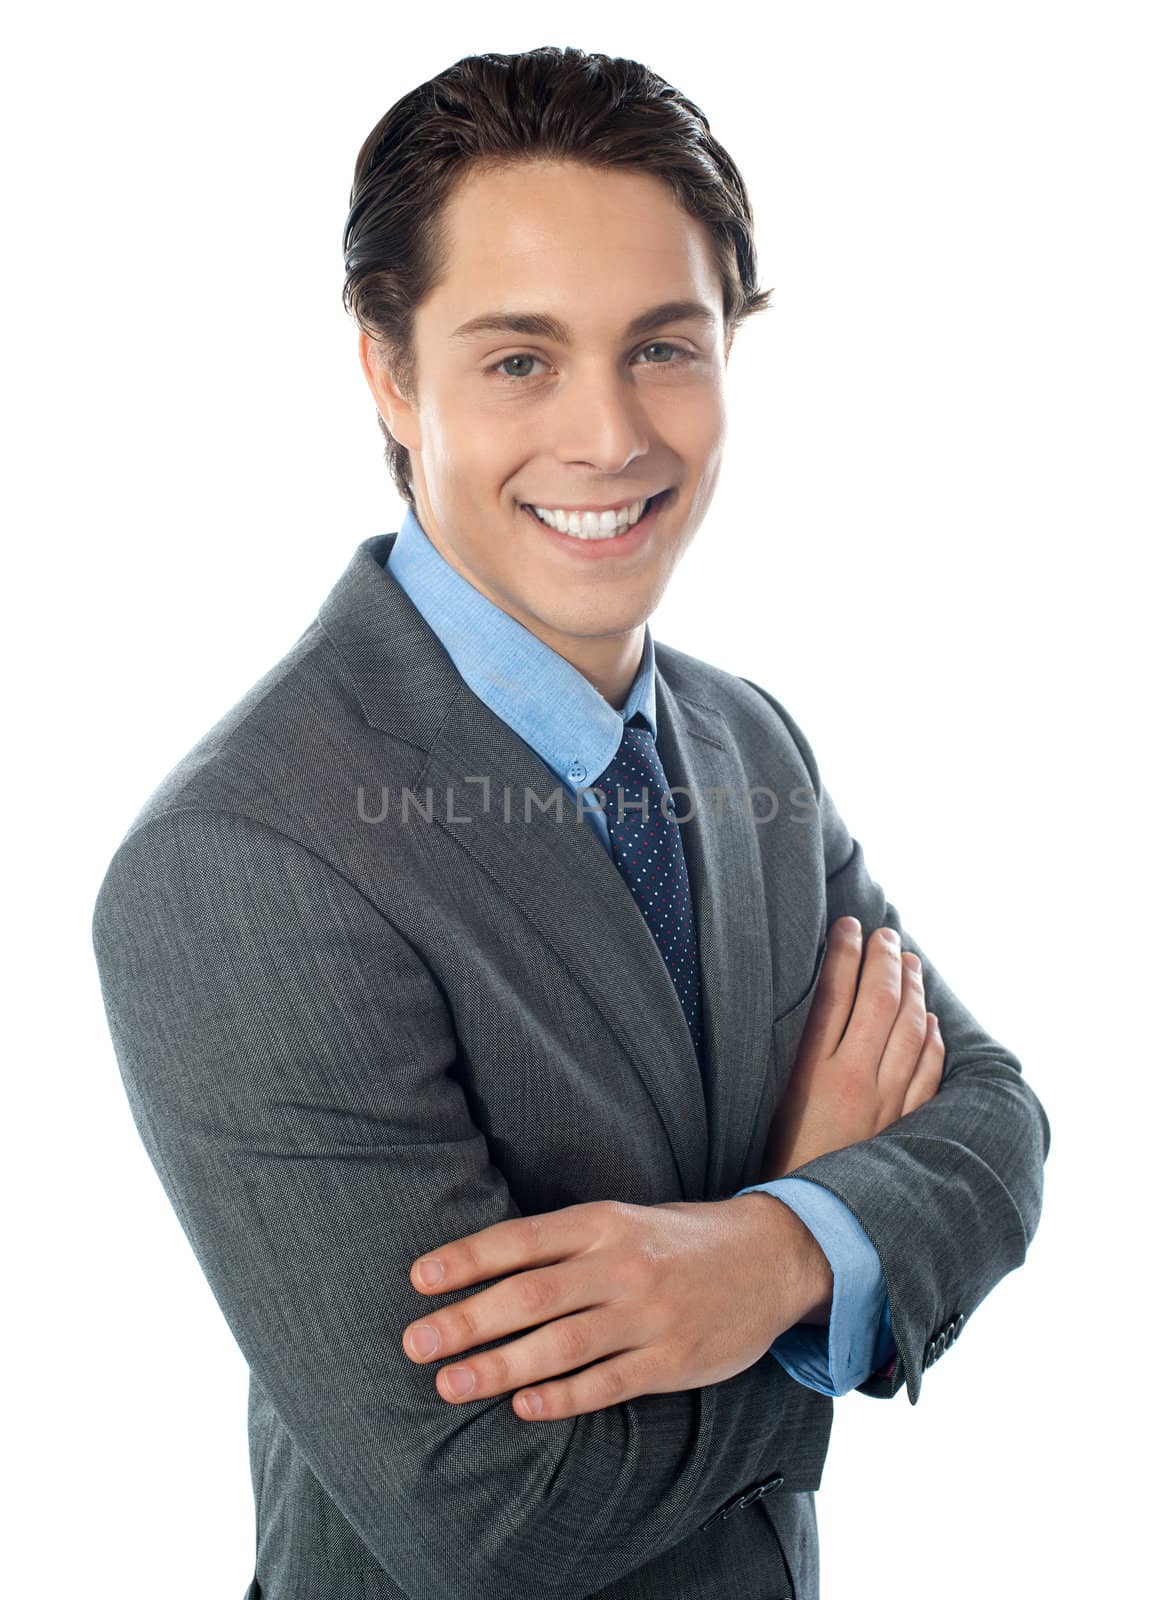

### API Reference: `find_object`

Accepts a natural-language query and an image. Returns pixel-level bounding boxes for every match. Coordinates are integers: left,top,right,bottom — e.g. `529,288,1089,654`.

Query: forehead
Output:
423,159,723,334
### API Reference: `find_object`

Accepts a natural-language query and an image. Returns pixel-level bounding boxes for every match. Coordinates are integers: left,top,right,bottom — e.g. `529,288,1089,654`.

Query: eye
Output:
491,353,550,382
636,341,692,366
487,341,697,384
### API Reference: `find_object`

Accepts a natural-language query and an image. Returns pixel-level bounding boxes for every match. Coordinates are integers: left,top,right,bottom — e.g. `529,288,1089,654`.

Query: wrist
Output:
729,1192,834,1330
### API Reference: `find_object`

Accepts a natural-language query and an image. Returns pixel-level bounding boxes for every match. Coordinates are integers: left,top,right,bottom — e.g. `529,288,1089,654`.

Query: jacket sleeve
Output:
91,805,831,1600
736,1177,897,1394
739,678,1051,1407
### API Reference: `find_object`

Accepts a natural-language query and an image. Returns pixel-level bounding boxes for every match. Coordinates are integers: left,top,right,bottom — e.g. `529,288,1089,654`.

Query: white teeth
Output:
528,498,650,539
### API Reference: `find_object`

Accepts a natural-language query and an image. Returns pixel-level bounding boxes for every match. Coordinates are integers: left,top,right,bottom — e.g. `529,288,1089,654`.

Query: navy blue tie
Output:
592,712,705,1064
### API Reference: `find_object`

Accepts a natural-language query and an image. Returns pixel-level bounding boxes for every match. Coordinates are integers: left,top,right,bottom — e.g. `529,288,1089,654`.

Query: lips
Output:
520,490,666,521
520,487,673,558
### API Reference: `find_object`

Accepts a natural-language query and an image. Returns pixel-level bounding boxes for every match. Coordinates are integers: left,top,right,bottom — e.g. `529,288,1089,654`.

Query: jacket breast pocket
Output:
770,936,827,1079
740,937,830,1191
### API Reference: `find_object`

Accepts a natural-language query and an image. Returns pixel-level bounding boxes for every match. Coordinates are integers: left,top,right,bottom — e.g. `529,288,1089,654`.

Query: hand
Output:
761,918,945,1178
402,1194,828,1422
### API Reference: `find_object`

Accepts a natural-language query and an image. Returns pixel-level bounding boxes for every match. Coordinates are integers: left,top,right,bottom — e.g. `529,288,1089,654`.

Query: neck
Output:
533,624,645,711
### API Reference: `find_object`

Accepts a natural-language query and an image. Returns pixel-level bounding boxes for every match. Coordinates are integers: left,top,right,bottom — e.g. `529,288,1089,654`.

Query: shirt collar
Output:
385,503,658,790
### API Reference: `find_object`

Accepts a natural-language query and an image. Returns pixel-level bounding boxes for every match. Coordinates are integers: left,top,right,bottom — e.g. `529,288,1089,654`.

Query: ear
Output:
357,332,421,450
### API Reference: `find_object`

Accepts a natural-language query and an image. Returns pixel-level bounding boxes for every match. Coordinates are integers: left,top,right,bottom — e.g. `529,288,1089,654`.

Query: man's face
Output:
360,158,730,683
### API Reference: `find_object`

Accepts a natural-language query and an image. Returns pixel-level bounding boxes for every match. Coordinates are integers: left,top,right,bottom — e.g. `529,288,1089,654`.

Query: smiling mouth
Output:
519,489,670,541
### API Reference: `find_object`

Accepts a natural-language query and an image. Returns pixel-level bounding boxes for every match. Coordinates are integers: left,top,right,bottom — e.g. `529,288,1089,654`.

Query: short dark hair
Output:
342,45,773,509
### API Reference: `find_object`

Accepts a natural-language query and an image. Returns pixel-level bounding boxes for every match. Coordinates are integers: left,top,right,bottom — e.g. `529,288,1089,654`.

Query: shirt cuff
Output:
735,1176,894,1396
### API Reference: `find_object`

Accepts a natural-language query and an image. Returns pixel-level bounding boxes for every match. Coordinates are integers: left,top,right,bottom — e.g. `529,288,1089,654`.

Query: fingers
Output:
875,946,946,1117
798,915,864,1060
901,1011,945,1115
402,1255,611,1407
422,1298,631,1414
875,949,929,1095
441,1303,615,1410
836,924,908,1064
404,1253,587,1367
408,1202,603,1298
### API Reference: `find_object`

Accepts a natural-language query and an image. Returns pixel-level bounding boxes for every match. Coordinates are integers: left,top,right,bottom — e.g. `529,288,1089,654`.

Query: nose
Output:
549,361,652,476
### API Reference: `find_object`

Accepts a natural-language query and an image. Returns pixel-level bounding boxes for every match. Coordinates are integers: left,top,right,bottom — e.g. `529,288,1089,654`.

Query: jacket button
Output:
955,1312,966,1334
699,1495,744,1533
758,1473,785,1497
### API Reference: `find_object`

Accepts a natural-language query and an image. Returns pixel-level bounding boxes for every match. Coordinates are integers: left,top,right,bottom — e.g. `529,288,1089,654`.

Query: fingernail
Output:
410,1325,438,1358
903,952,921,972
445,1367,475,1396
417,1258,445,1285
520,1391,543,1416
881,928,900,946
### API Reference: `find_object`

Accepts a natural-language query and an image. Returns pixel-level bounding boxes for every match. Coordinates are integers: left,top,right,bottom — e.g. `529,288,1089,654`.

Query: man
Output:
91,46,1049,1600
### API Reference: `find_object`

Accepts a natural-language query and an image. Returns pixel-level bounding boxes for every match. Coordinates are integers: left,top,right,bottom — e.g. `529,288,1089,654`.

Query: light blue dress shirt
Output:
384,504,897,1395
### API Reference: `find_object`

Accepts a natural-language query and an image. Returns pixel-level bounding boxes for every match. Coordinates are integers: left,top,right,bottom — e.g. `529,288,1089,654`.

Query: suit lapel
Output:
652,672,775,1200
319,534,776,1202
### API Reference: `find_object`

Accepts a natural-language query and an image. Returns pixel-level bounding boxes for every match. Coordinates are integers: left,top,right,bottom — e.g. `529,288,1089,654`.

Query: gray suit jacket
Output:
91,532,1050,1600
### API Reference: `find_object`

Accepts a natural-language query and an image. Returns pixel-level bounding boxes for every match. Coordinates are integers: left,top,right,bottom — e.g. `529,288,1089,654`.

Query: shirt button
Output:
568,760,586,781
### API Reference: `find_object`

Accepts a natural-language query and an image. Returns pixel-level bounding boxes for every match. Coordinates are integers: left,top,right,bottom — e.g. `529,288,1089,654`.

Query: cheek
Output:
420,383,495,465
441,404,534,493
686,383,729,451
684,398,728,486
649,384,727,470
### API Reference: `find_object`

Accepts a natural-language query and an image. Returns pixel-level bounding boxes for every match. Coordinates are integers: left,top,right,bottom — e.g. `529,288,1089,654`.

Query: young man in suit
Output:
92,46,1049,1600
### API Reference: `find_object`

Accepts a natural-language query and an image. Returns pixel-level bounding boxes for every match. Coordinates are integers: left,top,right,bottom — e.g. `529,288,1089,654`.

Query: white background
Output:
5,4,1164,1595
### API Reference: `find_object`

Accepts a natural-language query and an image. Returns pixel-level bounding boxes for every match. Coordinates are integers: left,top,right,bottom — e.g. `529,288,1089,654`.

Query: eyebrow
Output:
447,299,719,347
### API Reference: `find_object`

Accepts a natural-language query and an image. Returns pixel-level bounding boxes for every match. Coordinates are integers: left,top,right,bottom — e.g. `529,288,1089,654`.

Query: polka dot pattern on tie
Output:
592,712,705,1064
